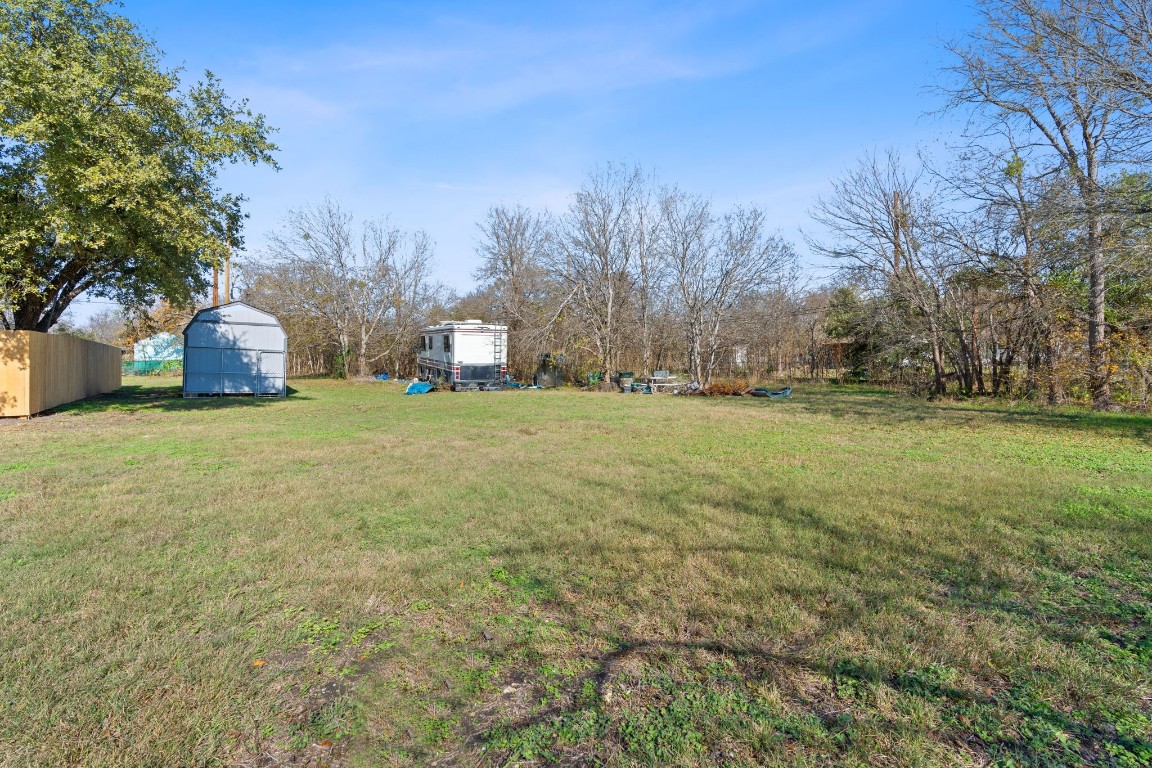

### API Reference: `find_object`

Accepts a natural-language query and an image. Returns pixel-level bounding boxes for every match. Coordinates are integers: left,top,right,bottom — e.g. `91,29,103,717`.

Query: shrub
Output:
702,378,749,396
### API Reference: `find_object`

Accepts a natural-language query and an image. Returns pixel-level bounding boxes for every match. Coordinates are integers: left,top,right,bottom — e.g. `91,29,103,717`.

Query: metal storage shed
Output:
182,302,287,397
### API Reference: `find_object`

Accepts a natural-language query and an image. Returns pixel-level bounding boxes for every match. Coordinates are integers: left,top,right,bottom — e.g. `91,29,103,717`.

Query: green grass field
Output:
1,378,1150,767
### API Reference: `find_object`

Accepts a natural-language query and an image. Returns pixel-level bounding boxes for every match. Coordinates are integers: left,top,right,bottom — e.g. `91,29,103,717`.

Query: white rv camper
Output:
417,320,507,391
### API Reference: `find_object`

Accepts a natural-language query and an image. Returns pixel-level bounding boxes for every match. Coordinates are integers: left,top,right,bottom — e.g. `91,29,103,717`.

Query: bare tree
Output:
474,204,554,375
549,164,643,379
262,199,437,377
944,0,1151,408
631,176,667,377
372,227,440,377
474,205,550,323
82,307,128,346
933,136,1083,400
1049,1,1152,110
660,189,714,384
663,190,797,386
466,165,806,387
810,152,956,395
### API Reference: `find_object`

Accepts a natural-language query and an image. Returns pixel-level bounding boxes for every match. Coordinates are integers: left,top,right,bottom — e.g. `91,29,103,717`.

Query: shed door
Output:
258,351,285,395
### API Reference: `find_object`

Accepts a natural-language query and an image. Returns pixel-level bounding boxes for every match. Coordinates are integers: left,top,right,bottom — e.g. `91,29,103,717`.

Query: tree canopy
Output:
0,0,277,331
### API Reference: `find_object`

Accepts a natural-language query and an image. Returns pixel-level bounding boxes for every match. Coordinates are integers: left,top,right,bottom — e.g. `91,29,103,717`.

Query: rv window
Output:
443,334,451,352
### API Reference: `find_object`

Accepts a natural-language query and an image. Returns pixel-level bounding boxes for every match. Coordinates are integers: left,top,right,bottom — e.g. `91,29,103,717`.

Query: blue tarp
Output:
405,381,434,395
375,372,390,380
751,386,792,399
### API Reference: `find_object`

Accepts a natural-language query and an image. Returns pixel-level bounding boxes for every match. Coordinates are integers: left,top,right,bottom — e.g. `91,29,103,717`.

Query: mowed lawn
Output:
1,379,1151,767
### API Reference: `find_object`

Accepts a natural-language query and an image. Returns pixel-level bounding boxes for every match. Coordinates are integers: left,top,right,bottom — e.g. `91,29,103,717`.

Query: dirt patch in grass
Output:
229,615,402,767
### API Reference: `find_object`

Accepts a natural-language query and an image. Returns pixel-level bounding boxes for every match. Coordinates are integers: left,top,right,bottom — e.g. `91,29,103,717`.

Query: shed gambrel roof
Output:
182,302,284,336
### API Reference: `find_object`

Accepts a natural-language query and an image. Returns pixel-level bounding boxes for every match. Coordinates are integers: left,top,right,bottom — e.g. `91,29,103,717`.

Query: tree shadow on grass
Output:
48,383,309,415
465,470,1152,766
532,469,1152,655
714,386,1152,444
475,628,1151,766
470,569,1152,766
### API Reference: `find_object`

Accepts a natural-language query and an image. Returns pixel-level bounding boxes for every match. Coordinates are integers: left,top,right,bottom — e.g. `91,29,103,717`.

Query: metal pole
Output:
224,241,232,303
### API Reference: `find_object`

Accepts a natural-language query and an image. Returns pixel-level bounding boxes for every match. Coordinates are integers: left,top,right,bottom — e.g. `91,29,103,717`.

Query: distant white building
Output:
734,346,749,370
417,320,507,391
133,332,182,362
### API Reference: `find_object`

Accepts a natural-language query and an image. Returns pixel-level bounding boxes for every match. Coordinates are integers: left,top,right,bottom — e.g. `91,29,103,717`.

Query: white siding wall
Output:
417,327,506,368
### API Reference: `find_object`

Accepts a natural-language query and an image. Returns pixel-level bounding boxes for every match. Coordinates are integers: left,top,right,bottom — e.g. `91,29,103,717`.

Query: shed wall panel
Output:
186,347,222,372
222,348,260,372
185,323,283,351
186,372,222,394
244,325,285,351
222,373,256,393
259,377,284,395
260,351,285,378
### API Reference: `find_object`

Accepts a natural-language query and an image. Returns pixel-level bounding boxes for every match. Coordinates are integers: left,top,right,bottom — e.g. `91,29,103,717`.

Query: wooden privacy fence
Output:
0,331,122,417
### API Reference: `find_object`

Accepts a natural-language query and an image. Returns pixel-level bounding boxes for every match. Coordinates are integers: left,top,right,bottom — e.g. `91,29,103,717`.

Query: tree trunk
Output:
358,331,371,377
922,307,947,397
970,309,985,395
1140,364,1152,412
930,335,947,397
1044,338,1063,405
1087,218,1112,410
683,309,703,385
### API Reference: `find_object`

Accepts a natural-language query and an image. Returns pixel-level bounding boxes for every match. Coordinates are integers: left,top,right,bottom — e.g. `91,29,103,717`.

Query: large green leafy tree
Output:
0,0,277,331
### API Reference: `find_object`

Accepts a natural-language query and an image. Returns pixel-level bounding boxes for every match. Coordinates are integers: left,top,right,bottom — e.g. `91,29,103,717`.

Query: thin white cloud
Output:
233,2,876,123
205,0,909,292
232,84,350,123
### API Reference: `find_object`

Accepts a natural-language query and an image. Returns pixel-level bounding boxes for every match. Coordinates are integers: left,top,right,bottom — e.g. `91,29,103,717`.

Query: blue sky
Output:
73,0,979,318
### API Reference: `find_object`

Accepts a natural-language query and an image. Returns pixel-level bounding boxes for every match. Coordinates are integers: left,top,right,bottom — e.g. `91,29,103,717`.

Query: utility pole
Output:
212,262,219,306
224,240,232,303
